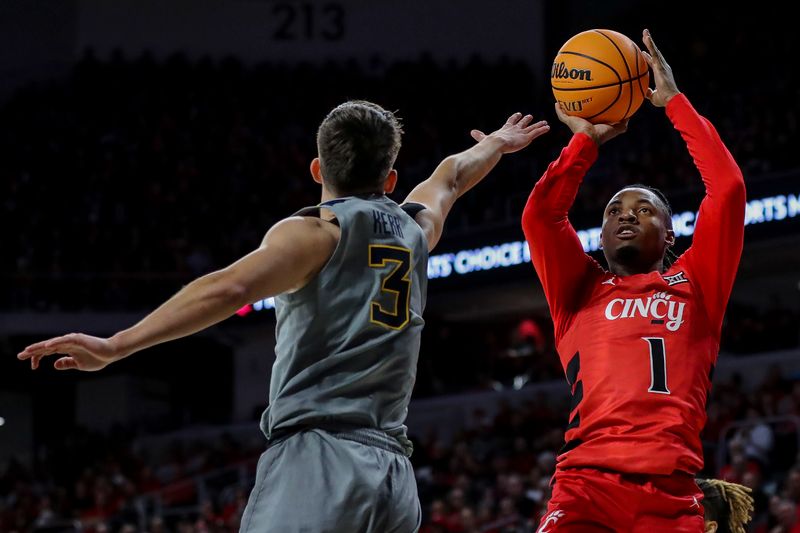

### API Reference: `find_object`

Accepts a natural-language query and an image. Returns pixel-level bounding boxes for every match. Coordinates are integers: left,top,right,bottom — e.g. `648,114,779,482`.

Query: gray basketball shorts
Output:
239,428,421,533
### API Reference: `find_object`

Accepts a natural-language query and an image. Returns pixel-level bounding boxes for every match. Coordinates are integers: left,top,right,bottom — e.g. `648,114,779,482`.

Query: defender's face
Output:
600,188,672,265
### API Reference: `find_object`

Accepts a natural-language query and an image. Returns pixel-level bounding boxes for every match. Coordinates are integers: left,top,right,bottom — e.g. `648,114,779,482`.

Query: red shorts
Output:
536,468,704,532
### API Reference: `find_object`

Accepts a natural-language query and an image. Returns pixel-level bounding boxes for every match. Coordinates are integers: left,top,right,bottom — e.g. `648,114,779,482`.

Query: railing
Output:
132,456,260,531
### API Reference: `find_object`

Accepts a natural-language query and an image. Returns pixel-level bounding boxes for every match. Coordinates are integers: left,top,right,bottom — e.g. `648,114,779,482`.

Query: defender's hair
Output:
316,100,403,195
696,478,754,533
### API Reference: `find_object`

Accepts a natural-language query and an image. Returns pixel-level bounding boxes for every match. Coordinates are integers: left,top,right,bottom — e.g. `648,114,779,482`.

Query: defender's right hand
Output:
554,102,628,146
18,333,121,371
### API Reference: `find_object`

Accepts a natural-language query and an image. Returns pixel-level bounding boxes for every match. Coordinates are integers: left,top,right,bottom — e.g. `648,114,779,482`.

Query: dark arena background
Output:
1,1,798,531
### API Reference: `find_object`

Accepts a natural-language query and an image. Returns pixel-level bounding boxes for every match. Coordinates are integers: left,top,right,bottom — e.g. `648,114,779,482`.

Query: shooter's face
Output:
600,188,673,268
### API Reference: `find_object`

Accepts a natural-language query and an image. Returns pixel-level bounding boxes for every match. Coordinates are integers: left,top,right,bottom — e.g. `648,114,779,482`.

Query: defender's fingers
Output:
523,122,550,135
505,112,523,125
18,339,54,359
45,334,86,353
44,333,81,348
470,129,487,142
31,352,55,370
517,114,534,128
19,346,54,361
55,357,79,371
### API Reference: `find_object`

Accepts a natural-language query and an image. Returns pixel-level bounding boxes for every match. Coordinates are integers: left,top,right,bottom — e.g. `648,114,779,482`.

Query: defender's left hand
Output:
470,112,550,154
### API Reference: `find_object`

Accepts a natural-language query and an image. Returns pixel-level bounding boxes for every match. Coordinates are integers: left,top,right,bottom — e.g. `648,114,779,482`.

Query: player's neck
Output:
608,259,665,277
319,186,384,204
320,187,338,204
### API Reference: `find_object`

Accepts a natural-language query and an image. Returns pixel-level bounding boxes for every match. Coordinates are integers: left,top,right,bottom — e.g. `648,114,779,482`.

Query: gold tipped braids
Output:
701,479,755,533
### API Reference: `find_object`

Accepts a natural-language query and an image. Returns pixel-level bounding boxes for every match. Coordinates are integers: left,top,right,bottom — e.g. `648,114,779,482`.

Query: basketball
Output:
551,29,650,124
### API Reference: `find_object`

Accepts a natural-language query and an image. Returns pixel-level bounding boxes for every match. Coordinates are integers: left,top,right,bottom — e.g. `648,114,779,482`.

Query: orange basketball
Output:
551,29,650,124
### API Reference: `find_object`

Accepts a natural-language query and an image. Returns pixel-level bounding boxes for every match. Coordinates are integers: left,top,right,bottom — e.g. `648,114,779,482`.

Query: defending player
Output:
18,102,549,532
524,30,746,531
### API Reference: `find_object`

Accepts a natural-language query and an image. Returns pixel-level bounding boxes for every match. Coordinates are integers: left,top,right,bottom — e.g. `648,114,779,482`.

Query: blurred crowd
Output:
2,9,799,532
3,365,800,532
2,33,798,311
0,426,260,533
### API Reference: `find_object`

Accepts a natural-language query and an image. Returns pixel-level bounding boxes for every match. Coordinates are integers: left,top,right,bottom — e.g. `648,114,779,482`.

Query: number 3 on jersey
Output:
368,245,412,330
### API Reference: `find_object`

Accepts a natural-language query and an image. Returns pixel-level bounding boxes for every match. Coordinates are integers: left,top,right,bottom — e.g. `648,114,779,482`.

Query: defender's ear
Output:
311,158,323,185
383,169,398,193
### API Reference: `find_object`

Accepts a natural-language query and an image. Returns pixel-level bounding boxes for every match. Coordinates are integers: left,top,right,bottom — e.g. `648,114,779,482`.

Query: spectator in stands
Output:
729,407,775,470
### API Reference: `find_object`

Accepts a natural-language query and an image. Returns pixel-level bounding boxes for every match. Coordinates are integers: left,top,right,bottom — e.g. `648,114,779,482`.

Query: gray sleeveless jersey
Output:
260,195,428,452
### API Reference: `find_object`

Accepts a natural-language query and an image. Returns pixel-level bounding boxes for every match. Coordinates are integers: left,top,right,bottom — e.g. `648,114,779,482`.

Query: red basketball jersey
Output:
522,94,746,475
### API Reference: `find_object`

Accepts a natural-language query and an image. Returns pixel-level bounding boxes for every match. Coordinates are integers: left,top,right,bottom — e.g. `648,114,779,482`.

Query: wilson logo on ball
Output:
551,62,593,82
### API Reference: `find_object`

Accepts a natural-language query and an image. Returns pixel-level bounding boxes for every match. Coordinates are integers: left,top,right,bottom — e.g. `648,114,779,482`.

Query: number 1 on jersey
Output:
643,337,670,394
368,245,412,330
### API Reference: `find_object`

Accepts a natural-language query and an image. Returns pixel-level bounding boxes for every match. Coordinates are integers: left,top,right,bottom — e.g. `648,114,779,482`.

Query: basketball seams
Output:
593,30,634,120
633,43,648,102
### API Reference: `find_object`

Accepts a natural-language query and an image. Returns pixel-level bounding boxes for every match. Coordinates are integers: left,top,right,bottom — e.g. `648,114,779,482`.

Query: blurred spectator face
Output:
477,501,493,523
149,516,166,533
93,486,109,508
480,486,496,507
492,456,510,475
528,466,543,486
454,441,470,458
507,474,524,498
460,507,477,531
730,452,747,475
455,474,471,491
429,439,446,461
513,437,527,453
499,496,518,518
776,498,798,526
537,450,556,475
200,498,215,517
742,470,761,490
430,499,446,521
495,473,509,494
448,488,465,511
785,468,800,501
728,438,744,456
792,382,800,403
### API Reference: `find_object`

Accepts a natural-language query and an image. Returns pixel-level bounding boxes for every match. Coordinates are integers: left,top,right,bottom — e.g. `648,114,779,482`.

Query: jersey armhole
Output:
280,206,344,298
400,202,427,223
292,206,340,227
